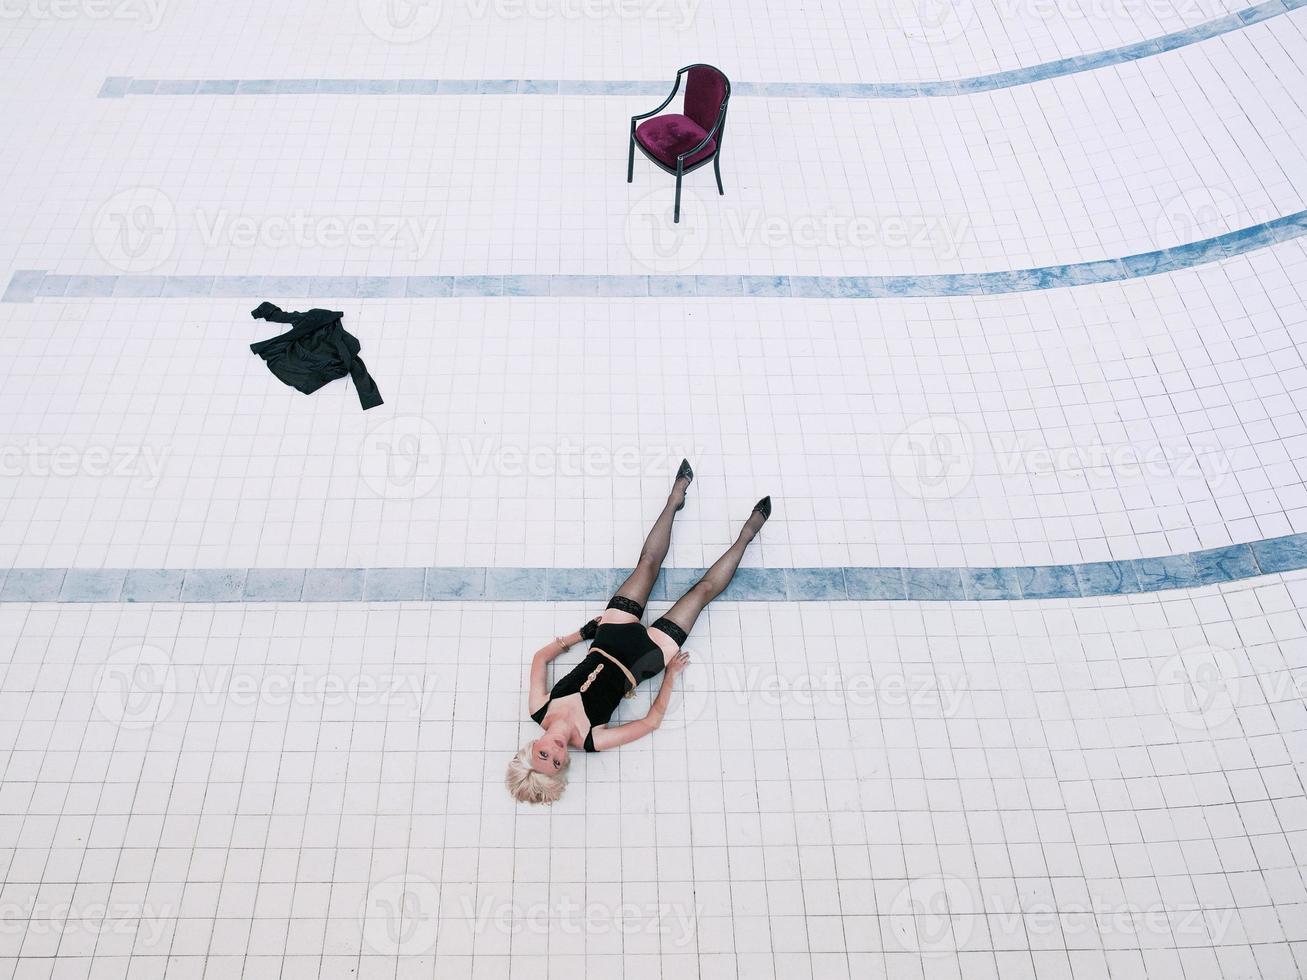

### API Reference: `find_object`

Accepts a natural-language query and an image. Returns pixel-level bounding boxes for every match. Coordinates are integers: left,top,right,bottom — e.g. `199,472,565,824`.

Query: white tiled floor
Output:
3,1,1307,978
0,0,1285,97
0,11,1304,572
2,244,1306,570
0,573,1305,979
4,28,1307,280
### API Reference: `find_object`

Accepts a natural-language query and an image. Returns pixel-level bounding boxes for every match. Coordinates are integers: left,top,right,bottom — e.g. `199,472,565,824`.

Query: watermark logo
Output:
1153,186,1281,250
1156,644,1242,732
893,0,974,43
361,874,440,954
889,876,1235,951
1153,185,1242,244
0,0,167,29
890,416,975,500
224,668,436,714
887,424,1232,502
93,186,442,271
891,875,1240,952
623,194,973,271
93,187,176,273
886,875,978,953
93,644,175,730
359,415,444,501
358,0,441,41
359,421,699,498
623,189,710,273
100,661,438,729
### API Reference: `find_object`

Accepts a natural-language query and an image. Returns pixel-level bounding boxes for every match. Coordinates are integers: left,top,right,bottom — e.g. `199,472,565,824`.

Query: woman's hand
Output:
642,652,689,733
664,651,690,678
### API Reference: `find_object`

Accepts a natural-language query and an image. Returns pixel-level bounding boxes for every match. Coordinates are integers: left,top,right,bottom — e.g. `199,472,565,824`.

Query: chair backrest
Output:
682,64,729,133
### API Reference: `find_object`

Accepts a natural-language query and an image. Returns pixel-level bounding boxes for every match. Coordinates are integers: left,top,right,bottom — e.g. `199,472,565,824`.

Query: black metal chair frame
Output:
627,64,731,223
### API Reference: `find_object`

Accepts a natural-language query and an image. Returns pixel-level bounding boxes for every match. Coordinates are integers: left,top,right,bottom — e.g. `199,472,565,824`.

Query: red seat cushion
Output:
635,114,717,169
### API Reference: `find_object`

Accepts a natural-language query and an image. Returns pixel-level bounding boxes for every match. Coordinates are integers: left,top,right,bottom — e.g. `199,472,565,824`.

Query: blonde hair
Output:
505,743,569,805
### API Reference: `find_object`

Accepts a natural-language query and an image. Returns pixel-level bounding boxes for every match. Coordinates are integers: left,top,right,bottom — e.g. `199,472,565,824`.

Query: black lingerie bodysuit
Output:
529,622,667,751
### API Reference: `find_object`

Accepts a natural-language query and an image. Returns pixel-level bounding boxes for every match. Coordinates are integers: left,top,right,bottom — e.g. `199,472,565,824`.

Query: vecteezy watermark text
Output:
731,665,968,715
459,896,700,944
888,875,1236,953
0,0,166,29
992,437,1231,482
723,211,972,256
0,898,175,948
94,646,442,731
894,0,1225,47
0,440,167,489
360,416,701,500
889,415,1233,500
648,663,970,733
624,190,974,272
93,188,441,272
357,0,699,43
195,209,439,258
467,0,698,24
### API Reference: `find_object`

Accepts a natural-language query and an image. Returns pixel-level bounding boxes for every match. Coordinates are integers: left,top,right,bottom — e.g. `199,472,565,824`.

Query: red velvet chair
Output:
628,64,731,223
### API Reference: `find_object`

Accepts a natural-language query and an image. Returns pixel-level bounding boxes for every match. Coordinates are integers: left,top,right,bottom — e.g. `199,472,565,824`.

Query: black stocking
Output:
611,481,688,610
655,517,761,641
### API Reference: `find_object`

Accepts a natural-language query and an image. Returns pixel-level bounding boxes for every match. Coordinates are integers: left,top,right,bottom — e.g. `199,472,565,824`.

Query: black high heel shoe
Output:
752,496,772,521
672,459,695,511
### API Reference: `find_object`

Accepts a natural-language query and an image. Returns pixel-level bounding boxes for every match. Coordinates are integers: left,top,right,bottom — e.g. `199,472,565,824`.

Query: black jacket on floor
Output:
249,302,383,410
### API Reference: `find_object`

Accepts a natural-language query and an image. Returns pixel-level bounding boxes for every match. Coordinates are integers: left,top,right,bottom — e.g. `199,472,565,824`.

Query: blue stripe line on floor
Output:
96,0,1305,101
6,210,1306,304
2,535,1305,602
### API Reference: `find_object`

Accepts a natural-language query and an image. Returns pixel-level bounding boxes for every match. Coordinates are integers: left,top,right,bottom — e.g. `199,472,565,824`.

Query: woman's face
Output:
530,732,569,774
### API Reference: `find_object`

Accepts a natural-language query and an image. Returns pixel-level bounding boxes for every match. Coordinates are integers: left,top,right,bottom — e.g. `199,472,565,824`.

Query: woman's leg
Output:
602,464,693,624
648,502,769,653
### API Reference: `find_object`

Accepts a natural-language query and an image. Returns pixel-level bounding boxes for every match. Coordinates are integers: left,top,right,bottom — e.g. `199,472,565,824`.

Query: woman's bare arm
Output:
526,622,593,711
587,651,689,750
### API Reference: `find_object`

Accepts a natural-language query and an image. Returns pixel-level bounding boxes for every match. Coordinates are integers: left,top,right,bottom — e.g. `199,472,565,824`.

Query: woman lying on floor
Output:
507,460,771,804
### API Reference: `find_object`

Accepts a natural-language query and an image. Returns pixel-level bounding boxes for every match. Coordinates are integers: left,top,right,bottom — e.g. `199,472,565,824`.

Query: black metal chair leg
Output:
714,155,724,195
627,127,636,183
674,170,682,223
